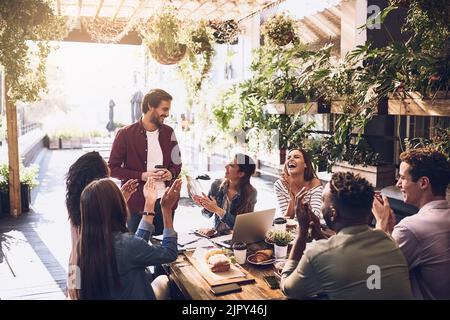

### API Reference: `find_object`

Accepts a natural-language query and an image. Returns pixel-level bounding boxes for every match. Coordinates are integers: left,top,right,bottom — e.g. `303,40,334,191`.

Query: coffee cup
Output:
273,217,287,231
232,242,247,264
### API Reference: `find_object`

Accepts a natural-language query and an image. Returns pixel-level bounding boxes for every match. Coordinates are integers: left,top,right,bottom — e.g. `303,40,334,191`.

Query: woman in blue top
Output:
194,154,257,234
69,177,181,300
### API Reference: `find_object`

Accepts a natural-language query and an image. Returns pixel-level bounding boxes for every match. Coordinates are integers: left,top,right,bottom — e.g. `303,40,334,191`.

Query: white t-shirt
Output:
146,129,166,199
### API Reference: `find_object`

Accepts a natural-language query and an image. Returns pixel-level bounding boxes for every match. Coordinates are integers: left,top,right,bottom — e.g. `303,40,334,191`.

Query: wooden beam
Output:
5,74,21,217
56,0,61,16
112,0,126,21
186,0,209,20
77,0,83,19
94,0,105,20
387,97,450,116
129,0,149,20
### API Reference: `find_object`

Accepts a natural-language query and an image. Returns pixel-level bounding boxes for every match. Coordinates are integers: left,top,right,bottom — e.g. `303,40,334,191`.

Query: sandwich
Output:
197,228,217,238
205,249,230,272
253,249,273,263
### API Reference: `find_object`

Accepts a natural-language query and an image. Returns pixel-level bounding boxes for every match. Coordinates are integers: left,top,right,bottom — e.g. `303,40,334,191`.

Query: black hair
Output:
329,171,374,216
65,151,109,227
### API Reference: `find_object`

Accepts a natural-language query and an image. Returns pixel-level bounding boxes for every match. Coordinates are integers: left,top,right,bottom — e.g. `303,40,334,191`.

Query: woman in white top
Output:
274,148,324,224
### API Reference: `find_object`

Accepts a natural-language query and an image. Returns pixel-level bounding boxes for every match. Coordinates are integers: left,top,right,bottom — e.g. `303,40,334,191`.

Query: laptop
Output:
212,208,276,248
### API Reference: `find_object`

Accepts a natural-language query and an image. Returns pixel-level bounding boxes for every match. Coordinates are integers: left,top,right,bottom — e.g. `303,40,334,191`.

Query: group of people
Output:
65,88,450,300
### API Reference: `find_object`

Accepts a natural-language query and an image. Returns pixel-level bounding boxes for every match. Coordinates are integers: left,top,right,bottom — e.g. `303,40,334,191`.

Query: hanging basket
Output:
148,42,187,65
209,20,239,44
261,13,297,47
271,31,294,46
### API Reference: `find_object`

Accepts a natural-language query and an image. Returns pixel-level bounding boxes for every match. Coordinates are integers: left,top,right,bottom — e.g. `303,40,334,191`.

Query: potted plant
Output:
0,163,39,214
45,133,61,149
326,135,396,188
267,229,294,259
404,125,450,159
303,136,328,172
261,13,297,47
179,21,215,105
209,20,239,44
141,8,187,65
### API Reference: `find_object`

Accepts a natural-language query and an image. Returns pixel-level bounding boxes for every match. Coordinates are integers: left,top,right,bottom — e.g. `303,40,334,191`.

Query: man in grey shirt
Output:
281,172,413,300
373,148,450,299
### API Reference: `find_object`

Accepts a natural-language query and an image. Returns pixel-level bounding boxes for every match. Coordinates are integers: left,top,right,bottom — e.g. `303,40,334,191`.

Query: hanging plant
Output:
261,13,298,47
140,8,186,65
186,21,214,54
209,20,240,44
0,0,67,104
179,21,215,100
83,17,128,44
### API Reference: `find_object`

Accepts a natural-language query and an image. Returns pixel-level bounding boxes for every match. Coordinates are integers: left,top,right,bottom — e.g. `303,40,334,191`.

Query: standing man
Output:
109,89,182,235
373,148,450,299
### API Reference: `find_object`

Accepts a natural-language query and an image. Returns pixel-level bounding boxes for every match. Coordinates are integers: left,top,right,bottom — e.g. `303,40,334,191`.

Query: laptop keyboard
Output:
223,239,232,246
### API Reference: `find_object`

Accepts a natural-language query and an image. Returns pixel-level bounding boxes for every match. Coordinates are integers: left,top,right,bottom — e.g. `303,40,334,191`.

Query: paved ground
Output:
0,148,277,299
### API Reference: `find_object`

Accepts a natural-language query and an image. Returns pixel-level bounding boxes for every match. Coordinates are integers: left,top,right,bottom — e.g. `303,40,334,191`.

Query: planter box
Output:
387,91,450,116
48,137,60,149
263,101,326,115
60,138,73,149
60,137,86,149
331,92,450,116
70,137,83,149
332,161,396,189
0,184,31,214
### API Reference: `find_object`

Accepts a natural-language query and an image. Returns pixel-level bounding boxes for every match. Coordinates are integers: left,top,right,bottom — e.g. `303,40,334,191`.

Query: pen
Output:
179,238,200,247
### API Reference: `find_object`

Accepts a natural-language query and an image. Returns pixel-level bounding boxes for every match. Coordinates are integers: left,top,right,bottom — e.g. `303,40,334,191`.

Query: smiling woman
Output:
273,148,324,222
196,154,257,234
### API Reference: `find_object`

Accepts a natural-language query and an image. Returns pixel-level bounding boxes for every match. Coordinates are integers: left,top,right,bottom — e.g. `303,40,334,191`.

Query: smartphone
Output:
263,275,280,289
374,191,384,204
210,283,242,296
154,165,167,170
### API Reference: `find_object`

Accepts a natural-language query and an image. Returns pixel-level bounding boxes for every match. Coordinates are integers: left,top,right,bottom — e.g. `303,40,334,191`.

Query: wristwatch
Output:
141,211,155,216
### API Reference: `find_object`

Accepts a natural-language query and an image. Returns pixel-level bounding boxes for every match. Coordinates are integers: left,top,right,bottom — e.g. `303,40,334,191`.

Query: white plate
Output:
193,229,218,239
247,253,276,266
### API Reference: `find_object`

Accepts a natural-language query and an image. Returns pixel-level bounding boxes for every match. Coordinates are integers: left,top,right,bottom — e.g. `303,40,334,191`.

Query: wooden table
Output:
166,244,285,300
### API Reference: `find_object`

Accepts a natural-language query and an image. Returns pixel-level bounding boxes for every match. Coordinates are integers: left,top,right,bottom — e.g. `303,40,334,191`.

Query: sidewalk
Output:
0,148,278,299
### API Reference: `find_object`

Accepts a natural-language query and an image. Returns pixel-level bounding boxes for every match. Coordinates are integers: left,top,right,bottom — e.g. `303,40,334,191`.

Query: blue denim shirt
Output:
202,179,257,230
109,219,177,300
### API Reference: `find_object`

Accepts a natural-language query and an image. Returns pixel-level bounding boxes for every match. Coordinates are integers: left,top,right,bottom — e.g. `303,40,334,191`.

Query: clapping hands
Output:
294,187,324,240
193,193,223,216
160,179,182,210
121,179,139,202
143,177,158,206
372,194,396,234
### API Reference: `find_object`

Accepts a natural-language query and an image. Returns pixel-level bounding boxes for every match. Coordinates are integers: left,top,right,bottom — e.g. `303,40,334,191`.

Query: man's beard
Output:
323,207,335,231
150,114,162,127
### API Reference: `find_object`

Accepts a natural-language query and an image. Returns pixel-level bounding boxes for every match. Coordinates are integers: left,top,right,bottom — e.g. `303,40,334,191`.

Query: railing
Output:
20,122,42,136
0,122,42,144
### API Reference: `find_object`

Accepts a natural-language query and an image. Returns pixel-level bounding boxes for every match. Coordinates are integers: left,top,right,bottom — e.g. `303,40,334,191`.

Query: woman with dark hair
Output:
70,177,181,300
194,154,257,234
65,151,138,252
274,148,324,223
